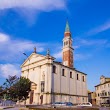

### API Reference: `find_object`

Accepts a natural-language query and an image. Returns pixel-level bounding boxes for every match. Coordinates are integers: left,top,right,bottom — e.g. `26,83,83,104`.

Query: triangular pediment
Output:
21,53,46,67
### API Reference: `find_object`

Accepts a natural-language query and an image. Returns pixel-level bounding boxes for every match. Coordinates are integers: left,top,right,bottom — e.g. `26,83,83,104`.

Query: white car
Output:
52,102,66,108
52,102,74,108
77,102,92,107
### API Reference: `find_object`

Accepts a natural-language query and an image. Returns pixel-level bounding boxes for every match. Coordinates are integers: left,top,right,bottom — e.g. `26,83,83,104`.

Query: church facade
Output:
21,21,88,105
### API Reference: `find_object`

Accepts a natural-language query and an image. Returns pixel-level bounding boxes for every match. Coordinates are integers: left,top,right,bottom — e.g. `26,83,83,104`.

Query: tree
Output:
0,86,4,99
2,75,19,101
3,75,18,89
15,77,31,102
1,76,31,103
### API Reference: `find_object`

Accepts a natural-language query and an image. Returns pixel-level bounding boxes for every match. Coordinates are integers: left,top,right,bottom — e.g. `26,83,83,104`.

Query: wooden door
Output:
30,90,34,104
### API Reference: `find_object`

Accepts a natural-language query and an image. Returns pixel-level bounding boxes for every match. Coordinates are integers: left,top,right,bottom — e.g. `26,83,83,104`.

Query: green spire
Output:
65,20,70,32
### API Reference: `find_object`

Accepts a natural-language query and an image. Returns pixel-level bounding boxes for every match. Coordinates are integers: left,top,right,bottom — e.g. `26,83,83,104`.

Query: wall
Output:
52,62,88,104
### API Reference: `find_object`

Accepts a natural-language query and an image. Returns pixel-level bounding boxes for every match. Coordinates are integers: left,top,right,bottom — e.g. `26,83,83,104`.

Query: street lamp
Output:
23,53,30,78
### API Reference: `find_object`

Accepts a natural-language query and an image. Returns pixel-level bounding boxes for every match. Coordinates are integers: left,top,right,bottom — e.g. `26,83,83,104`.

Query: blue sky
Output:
0,0,110,91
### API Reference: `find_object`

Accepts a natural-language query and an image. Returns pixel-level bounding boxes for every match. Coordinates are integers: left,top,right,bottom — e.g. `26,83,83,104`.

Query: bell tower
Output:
62,20,74,68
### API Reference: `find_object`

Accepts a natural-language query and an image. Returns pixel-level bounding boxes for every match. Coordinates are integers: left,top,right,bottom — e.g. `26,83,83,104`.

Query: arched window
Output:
53,65,56,73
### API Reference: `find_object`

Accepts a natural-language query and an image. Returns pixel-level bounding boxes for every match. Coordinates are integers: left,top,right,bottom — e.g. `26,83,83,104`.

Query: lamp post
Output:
23,53,30,78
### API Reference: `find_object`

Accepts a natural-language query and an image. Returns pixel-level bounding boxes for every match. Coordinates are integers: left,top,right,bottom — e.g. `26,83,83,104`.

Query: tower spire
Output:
65,20,70,32
64,20,71,38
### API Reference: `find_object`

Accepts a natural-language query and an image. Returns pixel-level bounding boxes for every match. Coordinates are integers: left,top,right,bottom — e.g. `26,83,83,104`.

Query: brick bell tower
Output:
62,20,74,68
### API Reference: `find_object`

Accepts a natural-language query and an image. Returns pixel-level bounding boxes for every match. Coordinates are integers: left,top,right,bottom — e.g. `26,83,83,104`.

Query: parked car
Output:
52,102,65,108
52,102,73,108
77,102,92,107
64,102,74,107
0,100,16,106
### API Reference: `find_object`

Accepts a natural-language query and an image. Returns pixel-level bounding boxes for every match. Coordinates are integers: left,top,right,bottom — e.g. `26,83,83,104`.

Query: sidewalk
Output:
0,106,14,109
0,106,29,110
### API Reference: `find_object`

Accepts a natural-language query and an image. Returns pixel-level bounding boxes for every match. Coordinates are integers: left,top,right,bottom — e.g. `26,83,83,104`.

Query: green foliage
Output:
15,77,31,101
0,75,31,102
0,86,4,99
3,75,19,89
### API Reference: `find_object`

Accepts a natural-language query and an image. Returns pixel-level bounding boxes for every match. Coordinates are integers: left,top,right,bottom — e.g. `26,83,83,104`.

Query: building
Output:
88,91,96,105
21,21,88,105
95,75,110,105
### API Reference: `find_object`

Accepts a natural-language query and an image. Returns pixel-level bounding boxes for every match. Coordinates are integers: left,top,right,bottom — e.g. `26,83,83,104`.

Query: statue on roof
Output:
34,47,37,53
47,49,50,56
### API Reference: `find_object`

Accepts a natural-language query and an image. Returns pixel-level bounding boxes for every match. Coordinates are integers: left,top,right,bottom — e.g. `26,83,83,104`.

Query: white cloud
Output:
79,39,107,46
0,64,20,78
53,51,62,59
77,20,110,37
0,33,9,42
0,0,67,25
74,38,108,48
0,0,67,11
74,53,91,61
0,33,45,62
75,20,110,39
85,20,110,36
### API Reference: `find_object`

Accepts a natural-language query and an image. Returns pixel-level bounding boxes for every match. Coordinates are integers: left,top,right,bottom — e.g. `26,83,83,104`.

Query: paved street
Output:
6,107,28,110
1,106,110,110
5,108,19,110
0,107,28,110
99,107,110,110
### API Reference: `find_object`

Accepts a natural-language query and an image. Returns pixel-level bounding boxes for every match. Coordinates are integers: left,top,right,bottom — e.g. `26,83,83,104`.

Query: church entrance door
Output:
40,95,43,104
30,90,34,104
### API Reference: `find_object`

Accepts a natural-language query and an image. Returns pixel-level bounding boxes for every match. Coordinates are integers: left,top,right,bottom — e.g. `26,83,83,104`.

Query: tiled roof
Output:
95,81,110,87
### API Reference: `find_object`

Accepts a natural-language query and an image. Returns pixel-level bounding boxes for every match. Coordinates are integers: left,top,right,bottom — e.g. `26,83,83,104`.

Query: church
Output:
21,21,88,105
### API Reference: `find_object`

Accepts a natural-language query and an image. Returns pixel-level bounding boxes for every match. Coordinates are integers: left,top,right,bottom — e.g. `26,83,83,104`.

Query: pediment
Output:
21,53,46,67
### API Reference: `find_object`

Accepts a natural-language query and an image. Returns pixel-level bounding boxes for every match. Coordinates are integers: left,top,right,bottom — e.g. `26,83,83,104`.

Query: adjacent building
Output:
88,91,96,105
95,75,110,105
21,21,88,105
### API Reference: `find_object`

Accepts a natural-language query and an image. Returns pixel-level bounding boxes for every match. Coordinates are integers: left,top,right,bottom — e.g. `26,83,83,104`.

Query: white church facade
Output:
21,21,88,105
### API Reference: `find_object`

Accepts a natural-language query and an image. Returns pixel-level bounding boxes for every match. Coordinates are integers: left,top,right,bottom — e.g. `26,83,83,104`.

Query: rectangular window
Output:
70,72,72,78
62,69,65,76
77,74,79,80
105,92,107,96
53,65,56,73
83,76,85,82
102,93,104,96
